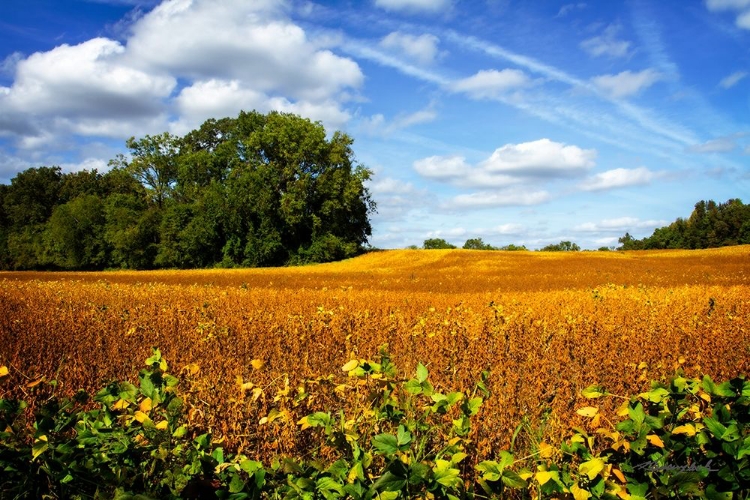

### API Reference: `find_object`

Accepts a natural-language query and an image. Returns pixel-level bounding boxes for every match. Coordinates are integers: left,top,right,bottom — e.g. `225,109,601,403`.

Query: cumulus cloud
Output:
450,189,550,208
578,166,655,191
0,38,175,139
374,0,452,14
173,79,351,134
126,0,362,101
705,0,750,29
367,176,430,222
380,32,441,65
480,138,596,177
451,69,530,99
0,0,364,151
719,71,747,88
574,217,667,232
413,139,596,205
592,69,662,98
580,25,632,58
689,136,737,153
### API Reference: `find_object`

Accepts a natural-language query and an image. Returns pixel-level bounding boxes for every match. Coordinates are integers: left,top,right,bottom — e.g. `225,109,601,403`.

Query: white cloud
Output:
704,0,750,29
689,137,737,153
580,25,632,58
380,32,441,65
578,166,655,191
493,223,525,234
0,0,364,148
374,0,452,14
450,189,550,208
173,79,351,134
0,38,175,139
574,217,667,232
719,71,747,88
451,69,530,99
592,69,662,98
481,138,596,177
126,0,362,102
414,155,470,179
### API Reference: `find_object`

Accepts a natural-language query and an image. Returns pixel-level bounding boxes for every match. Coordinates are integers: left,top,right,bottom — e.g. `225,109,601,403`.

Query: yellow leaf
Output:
699,392,711,403
647,434,664,448
241,381,254,391
672,424,697,437
139,397,153,413
341,359,359,372
258,416,268,425
637,361,648,370
155,420,168,430
0,366,8,378
27,377,44,388
579,458,605,480
571,482,591,500
535,471,553,485
251,388,263,401
612,468,627,483
134,411,150,423
539,442,554,459
183,363,200,375
112,398,129,410
518,469,533,480
576,406,599,417
297,416,311,430
250,359,264,370
616,400,630,417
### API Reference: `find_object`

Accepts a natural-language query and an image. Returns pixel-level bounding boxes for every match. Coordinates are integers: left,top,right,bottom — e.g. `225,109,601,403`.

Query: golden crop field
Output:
1,246,748,462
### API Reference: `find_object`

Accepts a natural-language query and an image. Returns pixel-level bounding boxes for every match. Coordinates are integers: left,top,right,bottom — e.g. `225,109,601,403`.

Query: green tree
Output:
539,240,580,252
125,132,180,208
43,195,108,269
423,238,456,249
463,237,495,250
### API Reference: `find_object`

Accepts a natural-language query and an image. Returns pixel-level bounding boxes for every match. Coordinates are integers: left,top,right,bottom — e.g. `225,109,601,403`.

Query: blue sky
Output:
1,0,748,249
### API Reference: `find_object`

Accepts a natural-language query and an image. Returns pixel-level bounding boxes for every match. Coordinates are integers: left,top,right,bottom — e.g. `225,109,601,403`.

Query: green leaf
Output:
229,473,246,493
317,477,344,495
416,363,428,383
408,463,430,485
31,436,48,461
396,425,412,447
639,387,670,403
240,460,263,475
433,459,461,488
502,470,527,489
466,397,483,416
404,379,423,395
703,417,729,440
581,385,607,399
579,458,605,480
705,484,733,500
371,471,406,492
372,434,399,455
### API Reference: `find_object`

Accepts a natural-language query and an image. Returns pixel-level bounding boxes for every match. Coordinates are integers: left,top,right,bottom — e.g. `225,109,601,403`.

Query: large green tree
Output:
0,110,376,270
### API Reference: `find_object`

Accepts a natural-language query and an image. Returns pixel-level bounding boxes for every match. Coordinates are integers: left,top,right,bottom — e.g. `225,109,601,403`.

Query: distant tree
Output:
462,238,495,250
498,244,528,251
617,199,750,250
540,240,580,252
423,238,456,249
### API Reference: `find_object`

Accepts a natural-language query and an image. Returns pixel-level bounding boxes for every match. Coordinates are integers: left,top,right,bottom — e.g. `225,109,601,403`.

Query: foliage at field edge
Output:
618,199,750,250
0,110,375,270
1,348,748,499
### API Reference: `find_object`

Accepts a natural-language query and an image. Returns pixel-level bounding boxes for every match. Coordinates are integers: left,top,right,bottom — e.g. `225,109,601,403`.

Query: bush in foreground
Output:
1,348,748,498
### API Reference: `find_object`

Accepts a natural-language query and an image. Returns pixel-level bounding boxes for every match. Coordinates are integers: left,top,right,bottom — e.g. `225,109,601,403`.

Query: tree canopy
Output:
618,199,750,250
0,111,376,270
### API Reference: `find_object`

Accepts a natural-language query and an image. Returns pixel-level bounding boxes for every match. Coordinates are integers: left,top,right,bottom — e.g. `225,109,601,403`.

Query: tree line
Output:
0,111,375,270
618,199,750,250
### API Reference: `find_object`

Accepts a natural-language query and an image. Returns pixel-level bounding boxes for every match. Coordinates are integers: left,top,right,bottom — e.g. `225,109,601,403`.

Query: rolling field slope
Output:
1,247,748,460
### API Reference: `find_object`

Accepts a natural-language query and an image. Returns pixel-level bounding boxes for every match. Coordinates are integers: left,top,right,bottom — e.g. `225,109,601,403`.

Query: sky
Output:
0,0,748,250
